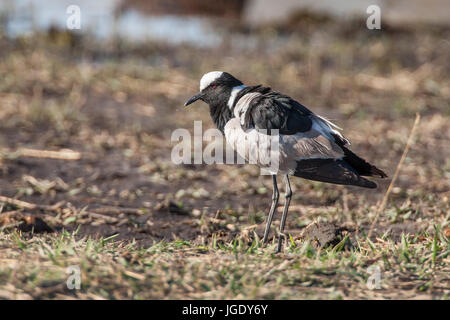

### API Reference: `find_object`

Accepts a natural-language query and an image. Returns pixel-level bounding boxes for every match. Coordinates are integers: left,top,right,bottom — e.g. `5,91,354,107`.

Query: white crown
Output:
200,71,223,91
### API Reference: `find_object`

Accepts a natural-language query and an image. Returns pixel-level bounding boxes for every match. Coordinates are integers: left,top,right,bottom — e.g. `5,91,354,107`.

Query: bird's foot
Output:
274,236,284,254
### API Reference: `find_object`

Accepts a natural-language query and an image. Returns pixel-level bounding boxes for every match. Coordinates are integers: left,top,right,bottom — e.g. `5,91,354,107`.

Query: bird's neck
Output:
208,85,247,133
209,102,232,133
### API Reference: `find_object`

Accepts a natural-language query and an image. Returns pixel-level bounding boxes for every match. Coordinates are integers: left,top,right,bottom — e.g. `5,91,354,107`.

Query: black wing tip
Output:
293,159,380,189
338,145,388,179
372,166,388,178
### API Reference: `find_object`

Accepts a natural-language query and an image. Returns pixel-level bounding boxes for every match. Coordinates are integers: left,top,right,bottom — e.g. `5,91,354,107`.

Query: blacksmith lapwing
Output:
185,71,387,253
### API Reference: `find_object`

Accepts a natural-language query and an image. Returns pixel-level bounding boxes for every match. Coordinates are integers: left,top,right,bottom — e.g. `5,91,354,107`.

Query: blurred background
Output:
0,0,449,244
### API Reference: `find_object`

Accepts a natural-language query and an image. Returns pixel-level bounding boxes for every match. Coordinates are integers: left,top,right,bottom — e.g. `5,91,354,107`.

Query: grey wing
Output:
234,90,385,186
234,91,349,161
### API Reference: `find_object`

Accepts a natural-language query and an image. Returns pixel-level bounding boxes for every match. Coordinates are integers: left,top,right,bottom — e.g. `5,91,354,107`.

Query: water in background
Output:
0,0,222,47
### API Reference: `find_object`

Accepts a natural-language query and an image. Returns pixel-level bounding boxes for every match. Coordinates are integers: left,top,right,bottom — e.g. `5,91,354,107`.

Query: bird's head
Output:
184,71,244,108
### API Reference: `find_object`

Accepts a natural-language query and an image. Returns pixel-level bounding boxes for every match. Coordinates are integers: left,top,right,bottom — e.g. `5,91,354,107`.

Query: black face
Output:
184,72,243,108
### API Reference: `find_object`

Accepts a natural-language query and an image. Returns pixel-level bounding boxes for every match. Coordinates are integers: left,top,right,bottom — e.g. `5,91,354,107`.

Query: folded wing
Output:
232,87,387,186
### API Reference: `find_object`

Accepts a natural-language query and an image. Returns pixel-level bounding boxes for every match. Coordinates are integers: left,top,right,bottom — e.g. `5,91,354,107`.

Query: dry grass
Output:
0,229,448,299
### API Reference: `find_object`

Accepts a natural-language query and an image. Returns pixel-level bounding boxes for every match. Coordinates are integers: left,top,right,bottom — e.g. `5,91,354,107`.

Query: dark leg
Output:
276,175,292,253
262,175,279,244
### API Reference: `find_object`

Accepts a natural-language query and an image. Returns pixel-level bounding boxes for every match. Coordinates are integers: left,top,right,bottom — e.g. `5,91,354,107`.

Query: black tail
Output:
294,158,378,189
341,146,387,178
331,133,387,178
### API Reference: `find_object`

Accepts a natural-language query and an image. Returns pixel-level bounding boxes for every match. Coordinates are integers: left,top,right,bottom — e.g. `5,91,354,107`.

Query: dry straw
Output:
368,113,421,239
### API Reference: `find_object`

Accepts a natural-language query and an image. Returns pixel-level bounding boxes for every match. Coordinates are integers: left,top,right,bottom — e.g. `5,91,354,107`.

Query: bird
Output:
185,71,387,253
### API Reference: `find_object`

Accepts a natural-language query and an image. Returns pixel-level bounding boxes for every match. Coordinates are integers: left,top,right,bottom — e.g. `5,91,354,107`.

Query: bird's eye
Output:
211,84,217,89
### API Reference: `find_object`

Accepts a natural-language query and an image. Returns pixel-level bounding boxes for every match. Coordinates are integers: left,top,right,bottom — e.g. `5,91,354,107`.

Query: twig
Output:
90,207,146,215
0,195,144,216
1,148,81,160
367,113,421,239
0,196,37,210
0,196,65,211
86,211,119,223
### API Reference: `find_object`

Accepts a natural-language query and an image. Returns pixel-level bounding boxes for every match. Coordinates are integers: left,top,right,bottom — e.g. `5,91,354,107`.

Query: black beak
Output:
184,92,203,107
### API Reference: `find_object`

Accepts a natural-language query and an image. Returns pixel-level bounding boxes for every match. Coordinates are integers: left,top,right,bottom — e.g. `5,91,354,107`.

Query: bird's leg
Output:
276,174,292,253
262,175,279,244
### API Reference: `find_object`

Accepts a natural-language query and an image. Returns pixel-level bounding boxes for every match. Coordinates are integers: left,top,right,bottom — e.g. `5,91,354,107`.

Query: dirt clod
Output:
18,215,54,233
300,221,342,248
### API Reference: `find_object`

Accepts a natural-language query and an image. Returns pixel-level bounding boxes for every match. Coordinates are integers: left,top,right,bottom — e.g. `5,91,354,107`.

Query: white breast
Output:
224,118,281,175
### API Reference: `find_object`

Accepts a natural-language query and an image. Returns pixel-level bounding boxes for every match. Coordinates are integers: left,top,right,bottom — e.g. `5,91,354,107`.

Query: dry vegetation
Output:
0,20,449,299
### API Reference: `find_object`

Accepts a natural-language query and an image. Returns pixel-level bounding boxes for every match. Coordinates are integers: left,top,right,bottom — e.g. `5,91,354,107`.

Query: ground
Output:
0,20,449,299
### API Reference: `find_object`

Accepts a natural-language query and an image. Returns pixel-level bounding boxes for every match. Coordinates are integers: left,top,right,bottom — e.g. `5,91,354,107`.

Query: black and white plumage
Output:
185,71,387,253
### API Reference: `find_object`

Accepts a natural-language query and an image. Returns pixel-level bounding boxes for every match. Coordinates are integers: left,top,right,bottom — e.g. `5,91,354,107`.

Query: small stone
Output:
192,209,202,217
